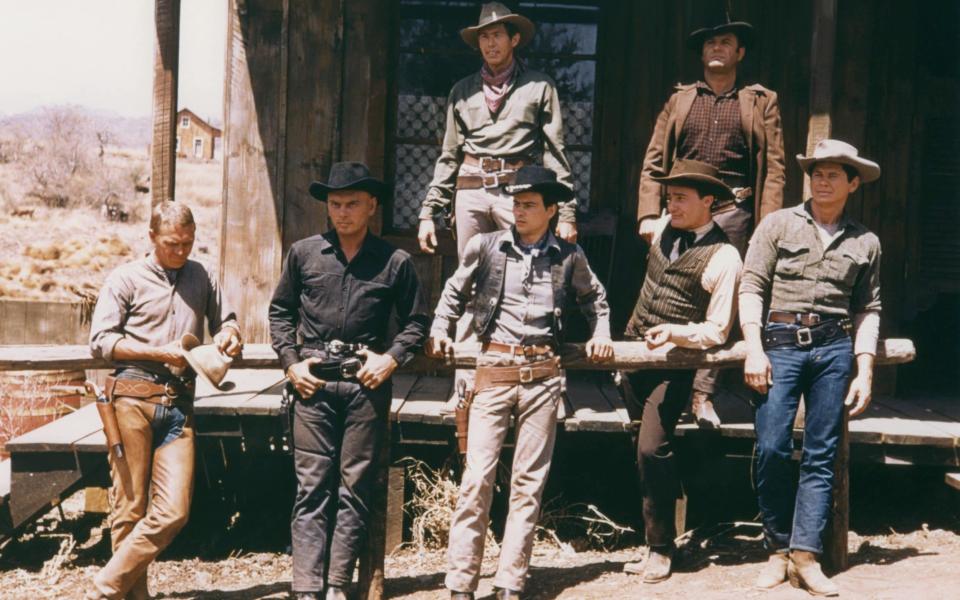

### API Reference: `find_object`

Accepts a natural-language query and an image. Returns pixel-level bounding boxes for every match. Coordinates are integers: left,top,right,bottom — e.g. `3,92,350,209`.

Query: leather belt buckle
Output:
796,327,814,347
481,172,501,189
480,157,505,172
518,366,534,384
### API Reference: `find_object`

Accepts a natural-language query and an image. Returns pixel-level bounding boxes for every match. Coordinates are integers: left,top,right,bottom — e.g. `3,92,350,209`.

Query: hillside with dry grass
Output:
0,106,222,303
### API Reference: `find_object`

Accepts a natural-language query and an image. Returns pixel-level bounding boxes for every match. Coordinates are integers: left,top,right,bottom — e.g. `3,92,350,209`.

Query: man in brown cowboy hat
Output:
637,9,786,429
621,159,743,583
740,140,882,596
86,201,243,600
417,1,577,256
269,162,429,600
427,165,612,600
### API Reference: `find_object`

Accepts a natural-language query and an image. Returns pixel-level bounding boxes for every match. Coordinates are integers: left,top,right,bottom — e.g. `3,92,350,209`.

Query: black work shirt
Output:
268,231,429,372
677,81,749,187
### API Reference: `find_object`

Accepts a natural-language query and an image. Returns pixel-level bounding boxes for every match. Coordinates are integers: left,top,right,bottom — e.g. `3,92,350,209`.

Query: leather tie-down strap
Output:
474,357,561,393
105,376,194,407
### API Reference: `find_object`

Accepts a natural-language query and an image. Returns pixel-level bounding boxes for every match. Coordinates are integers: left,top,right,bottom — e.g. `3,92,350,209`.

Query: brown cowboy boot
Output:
787,551,839,596
691,391,721,429
754,552,789,589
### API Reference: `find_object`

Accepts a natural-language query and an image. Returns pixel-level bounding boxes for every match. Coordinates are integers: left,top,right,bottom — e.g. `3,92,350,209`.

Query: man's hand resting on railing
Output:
585,337,614,362
426,336,455,360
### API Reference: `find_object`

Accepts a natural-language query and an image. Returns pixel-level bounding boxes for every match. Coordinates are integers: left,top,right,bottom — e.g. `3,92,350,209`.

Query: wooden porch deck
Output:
4,367,959,540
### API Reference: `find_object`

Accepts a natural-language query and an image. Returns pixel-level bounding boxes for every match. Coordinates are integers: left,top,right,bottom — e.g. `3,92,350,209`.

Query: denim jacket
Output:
430,229,611,345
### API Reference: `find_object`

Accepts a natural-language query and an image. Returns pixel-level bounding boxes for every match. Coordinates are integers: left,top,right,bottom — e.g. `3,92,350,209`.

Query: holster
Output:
96,383,125,459
454,380,474,456
279,380,296,454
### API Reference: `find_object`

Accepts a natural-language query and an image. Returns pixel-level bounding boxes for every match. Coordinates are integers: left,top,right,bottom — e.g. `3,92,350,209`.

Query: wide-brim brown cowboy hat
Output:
651,159,735,201
460,2,535,50
308,162,388,202
180,333,233,390
797,139,881,183
504,165,574,203
687,13,755,50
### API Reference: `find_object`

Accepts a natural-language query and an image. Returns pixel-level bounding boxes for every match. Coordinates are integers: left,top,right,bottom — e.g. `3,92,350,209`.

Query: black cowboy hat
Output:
504,166,574,203
687,9,754,51
308,162,387,202
460,2,535,50
651,160,734,201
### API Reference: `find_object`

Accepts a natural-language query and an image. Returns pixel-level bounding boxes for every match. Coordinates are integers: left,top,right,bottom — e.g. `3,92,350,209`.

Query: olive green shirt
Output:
740,201,882,319
419,67,576,223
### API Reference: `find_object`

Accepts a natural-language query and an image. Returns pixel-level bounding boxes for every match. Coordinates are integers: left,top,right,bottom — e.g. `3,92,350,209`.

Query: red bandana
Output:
480,59,520,114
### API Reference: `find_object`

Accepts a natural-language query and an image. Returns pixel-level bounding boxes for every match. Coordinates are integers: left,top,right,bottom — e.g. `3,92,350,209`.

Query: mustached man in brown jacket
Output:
636,11,785,429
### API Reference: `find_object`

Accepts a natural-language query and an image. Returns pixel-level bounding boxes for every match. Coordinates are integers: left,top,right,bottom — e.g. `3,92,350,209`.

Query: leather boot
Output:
294,593,321,600
495,588,522,600
754,552,789,589
787,551,839,596
325,585,348,600
691,391,721,429
449,592,474,600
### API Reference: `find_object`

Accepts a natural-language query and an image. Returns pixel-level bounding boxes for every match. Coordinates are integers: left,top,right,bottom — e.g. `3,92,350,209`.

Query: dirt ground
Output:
1,489,958,600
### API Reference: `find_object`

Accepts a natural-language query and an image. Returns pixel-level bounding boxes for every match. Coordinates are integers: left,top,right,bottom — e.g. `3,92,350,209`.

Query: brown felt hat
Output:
460,2,535,50
180,333,233,390
651,160,735,200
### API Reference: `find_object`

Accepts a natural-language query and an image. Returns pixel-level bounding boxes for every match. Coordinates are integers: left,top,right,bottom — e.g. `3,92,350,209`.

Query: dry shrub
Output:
401,458,466,551
537,501,635,552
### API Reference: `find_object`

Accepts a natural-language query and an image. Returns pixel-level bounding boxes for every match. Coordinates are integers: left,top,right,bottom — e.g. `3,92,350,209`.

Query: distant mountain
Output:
0,106,152,149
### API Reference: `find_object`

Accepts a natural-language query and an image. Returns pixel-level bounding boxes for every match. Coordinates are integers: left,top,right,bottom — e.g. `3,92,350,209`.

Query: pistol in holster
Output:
92,381,125,460
454,379,474,456
279,380,296,455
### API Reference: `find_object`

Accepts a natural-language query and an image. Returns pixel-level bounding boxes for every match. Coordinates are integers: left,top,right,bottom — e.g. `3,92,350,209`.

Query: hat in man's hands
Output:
180,333,233,390
796,139,881,183
308,162,387,202
650,159,735,200
504,166,574,203
460,2,535,49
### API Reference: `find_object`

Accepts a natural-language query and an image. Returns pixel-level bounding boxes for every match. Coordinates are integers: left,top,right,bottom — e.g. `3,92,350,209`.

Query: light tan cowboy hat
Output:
180,333,233,390
460,2,535,49
651,159,735,201
797,139,881,183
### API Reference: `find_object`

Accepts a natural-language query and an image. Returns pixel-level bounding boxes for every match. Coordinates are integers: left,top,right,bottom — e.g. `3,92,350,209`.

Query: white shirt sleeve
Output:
668,244,743,349
853,310,880,356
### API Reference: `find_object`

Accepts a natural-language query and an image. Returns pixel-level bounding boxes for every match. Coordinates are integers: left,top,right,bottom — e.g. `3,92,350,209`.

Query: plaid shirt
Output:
677,81,749,187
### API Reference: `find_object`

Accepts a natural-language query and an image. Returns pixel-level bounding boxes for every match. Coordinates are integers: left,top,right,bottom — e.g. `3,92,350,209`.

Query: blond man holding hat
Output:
740,139,882,596
86,201,242,600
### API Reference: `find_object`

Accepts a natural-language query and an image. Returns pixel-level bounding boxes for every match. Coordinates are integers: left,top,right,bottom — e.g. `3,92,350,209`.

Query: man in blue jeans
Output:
739,140,882,596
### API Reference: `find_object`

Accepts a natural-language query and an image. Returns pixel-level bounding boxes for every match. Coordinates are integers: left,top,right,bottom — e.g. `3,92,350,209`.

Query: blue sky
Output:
0,0,227,120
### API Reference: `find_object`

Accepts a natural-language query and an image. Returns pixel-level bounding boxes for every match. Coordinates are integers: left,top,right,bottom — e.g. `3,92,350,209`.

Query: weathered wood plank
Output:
151,0,180,206
220,0,286,344
397,376,452,425
946,472,960,491
872,396,960,443
389,373,418,419
0,339,917,372
564,375,625,432
5,404,101,453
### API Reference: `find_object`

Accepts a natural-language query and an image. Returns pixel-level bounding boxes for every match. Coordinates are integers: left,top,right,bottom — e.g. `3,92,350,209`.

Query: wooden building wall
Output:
220,0,959,395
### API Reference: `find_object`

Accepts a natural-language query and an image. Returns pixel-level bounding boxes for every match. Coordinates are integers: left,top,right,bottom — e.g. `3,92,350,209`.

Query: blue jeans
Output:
754,323,854,553
115,367,190,448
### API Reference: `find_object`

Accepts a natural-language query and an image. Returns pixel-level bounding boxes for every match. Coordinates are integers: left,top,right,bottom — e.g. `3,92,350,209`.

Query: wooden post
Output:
150,0,180,207
824,412,850,572
802,0,837,199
